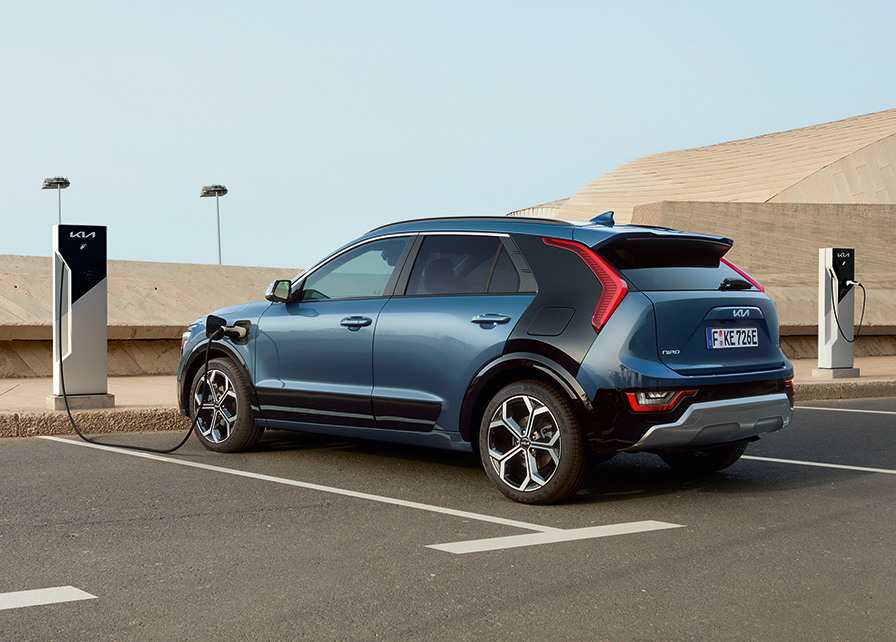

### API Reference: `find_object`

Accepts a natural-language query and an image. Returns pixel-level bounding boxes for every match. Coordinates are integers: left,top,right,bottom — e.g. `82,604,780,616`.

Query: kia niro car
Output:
177,215,794,504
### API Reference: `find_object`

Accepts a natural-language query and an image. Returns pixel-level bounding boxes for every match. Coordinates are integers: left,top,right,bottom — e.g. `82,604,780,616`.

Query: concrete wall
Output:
3,200,894,379
0,255,299,377
631,201,896,355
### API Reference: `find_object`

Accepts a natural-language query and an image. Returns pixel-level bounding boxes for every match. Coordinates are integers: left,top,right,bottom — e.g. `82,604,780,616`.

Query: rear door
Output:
372,234,536,432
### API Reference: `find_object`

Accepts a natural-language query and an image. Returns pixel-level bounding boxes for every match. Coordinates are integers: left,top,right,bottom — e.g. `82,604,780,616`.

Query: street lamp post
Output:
200,184,228,265
42,177,71,224
199,183,227,265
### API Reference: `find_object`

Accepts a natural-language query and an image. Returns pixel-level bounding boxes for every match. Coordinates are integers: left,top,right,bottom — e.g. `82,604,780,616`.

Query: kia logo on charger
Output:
70,231,96,239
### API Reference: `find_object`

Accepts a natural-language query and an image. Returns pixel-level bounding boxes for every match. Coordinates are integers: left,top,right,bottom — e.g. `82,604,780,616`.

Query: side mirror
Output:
265,279,293,303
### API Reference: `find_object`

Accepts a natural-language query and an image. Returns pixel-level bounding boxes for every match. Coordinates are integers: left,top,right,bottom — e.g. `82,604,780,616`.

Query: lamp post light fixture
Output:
42,176,71,224
200,184,228,265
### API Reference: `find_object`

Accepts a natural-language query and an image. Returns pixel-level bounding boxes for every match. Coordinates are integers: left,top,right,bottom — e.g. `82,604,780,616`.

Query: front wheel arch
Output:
180,341,257,415
189,357,264,453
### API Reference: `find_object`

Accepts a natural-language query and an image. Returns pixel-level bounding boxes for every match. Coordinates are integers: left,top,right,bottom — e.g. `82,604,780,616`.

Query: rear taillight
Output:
626,390,697,412
542,237,628,333
721,257,765,292
784,379,794,406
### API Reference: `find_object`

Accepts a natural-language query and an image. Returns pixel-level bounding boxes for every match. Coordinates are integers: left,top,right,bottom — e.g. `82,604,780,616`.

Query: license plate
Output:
706,327,759,349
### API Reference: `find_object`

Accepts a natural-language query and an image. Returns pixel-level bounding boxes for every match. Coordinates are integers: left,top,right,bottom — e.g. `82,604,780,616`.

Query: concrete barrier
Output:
632,201,896,356
0,255,300,377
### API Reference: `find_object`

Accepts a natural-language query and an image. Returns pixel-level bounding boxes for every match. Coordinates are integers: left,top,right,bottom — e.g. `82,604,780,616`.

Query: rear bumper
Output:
622,393,793,452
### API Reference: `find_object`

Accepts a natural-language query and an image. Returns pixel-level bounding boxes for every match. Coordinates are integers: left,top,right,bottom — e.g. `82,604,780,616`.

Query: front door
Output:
255,236,411,428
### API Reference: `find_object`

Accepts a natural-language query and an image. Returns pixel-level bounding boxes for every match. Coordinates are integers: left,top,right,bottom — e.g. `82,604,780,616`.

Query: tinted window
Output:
599,237,752,292
488,246,521,293
407,235,520,295
619,265,752,291
301,237,409,300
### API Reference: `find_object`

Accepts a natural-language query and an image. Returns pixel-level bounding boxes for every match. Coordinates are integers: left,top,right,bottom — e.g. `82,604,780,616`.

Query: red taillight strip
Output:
721,257,765,292
542,237,628,333
626,390,697,412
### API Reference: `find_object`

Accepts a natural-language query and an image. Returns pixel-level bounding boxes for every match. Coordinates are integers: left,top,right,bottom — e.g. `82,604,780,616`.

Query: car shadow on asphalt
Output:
254,428,483,470
571,451,873,505
253,429,869,505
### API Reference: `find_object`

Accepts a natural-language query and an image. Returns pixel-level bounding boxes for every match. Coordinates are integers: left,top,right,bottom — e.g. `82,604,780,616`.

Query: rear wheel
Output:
190,357,263,453
479,380,586,504
659,441,748,474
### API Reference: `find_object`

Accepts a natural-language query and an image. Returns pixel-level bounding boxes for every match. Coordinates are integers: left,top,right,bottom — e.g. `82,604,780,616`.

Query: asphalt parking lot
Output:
1,398,894,641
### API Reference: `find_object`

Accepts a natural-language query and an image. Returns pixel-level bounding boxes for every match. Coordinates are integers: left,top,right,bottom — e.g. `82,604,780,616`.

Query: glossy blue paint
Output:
176,215,795,470
576,291,793,396
373,293,534,433
644,290,784,375
254,298,389,425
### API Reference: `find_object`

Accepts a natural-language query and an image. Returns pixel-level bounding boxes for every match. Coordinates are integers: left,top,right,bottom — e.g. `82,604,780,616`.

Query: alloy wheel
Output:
486,394,561,492
193,368,238,444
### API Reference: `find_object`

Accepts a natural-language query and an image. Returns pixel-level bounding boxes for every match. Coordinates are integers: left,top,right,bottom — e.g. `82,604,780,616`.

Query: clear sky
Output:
3,0,895,272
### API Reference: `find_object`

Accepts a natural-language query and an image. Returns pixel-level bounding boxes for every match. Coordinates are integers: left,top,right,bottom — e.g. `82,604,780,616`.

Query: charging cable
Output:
828,270,866,344
57,266,220,454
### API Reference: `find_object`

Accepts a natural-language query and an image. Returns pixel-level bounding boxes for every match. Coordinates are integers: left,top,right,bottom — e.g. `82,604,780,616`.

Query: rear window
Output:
600,237,754,292
406,235,522,295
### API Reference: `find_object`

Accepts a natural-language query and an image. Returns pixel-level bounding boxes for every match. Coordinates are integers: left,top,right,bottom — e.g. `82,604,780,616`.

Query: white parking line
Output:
428,521,683,554
743,455,896,475
0,586,96,611
39,436,682,554
797,406,896,416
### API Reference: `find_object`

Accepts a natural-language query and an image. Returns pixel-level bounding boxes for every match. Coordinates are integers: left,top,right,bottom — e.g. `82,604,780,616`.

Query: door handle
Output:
471,314,511,327
340,316,373,330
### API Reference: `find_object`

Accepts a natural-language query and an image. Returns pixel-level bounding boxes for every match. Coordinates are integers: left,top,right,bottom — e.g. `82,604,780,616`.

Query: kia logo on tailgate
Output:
733,309,750,318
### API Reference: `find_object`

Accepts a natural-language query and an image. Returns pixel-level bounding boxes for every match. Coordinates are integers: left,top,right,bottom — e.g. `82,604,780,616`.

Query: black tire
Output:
189,357,263,453
479,380,586,504
659,441,748,475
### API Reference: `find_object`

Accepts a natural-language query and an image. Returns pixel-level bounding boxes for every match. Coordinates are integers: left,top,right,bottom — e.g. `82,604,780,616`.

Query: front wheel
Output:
190,357,263,453
479,380,586,504
659,441,748,474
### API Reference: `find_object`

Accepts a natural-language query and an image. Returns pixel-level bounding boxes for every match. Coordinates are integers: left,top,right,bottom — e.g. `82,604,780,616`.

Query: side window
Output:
488,246,521,293
406,235,521,295
300,237,409,301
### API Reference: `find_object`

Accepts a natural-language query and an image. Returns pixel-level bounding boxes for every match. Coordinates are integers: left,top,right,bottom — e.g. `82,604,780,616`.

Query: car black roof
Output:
363,216,732,250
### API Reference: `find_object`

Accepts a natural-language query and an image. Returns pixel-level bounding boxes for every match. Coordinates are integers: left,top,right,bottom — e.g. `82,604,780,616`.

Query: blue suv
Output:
178,215,794,504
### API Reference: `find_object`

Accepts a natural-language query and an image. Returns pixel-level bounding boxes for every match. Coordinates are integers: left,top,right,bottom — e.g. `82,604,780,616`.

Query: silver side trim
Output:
624,393,793,452
260,405,374,422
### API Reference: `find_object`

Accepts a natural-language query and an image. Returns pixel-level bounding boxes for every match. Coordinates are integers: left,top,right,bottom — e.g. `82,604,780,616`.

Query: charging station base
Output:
46,393,116,411
811,367,861,379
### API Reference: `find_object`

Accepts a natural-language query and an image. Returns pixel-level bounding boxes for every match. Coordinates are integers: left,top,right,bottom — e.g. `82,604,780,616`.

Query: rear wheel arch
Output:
479,379,588,503
461,354,591,448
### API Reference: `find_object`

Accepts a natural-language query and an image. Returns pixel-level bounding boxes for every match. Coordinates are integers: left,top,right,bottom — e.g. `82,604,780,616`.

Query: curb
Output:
793,379,896,402
0,408,190,439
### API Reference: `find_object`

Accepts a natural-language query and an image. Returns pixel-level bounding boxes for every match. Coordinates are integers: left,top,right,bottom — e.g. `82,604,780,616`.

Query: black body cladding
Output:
504,234,604,374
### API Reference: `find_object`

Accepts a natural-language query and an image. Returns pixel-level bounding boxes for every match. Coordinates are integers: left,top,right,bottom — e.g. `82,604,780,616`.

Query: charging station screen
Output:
57,225,107,303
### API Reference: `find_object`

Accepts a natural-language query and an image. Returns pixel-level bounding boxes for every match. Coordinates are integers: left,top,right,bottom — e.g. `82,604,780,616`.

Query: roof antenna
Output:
590,211,615,226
